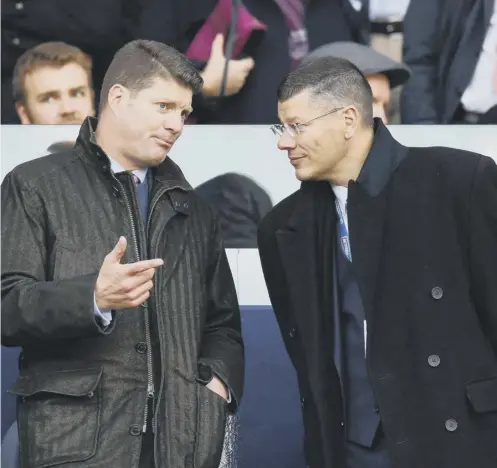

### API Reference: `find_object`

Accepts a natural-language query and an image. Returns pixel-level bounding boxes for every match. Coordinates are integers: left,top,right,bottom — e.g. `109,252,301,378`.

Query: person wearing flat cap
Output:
304,42,411,124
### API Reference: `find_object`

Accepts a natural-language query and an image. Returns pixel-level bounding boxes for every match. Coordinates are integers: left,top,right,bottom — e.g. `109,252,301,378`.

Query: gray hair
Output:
277,56,374,127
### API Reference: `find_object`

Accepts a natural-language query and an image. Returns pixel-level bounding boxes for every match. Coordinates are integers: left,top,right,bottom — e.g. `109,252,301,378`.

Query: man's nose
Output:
163,112,184,134
277,130,297,151
59,96,77,115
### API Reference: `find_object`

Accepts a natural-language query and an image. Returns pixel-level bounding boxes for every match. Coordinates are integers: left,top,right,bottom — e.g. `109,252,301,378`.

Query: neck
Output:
95,116,138,171
328,127,374,187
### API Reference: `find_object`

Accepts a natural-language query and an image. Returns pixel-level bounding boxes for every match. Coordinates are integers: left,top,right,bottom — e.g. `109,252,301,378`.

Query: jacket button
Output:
373,407,379,413
431,287,443,300
300,396,305,407
428,355,441,367
445,419,458,432
130,425,141,436
135,342,147,353
289,327,297,338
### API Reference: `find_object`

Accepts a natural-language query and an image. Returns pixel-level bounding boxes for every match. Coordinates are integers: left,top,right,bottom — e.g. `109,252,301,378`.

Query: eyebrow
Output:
37,90,60,102
283,116,299,124
69,86,88,94
37,86,87,101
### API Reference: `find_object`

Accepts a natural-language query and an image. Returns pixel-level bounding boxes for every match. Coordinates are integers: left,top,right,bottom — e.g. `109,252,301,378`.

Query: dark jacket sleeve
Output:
400,0,442,124
1,171,115,347
469,156,497,353
199,215,244,412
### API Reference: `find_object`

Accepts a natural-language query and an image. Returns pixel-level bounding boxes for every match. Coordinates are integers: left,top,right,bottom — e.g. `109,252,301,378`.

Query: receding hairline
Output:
276,57,374,127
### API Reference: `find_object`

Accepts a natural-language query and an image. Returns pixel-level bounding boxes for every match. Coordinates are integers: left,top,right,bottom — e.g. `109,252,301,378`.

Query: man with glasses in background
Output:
258,56,497,468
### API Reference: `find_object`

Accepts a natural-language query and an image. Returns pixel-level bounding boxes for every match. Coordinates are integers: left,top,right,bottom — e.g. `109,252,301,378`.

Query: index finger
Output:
125,258,164,275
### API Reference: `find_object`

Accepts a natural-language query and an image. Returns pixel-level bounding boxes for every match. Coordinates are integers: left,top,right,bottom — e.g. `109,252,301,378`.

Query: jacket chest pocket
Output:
466,376,497,414
52,243,101,281
9,367,103,467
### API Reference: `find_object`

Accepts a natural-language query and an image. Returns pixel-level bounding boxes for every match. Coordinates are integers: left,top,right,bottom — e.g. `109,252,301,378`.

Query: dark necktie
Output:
132,173,149,223
273,0,308,69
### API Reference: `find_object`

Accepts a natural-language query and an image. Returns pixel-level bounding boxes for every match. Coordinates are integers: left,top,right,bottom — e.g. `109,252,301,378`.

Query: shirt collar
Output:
89,131,148,183
330,184,348,202
109,159,148,183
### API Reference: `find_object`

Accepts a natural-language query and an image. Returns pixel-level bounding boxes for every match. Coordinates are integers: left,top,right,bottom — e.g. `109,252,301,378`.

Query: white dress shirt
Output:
332,184,349,234
94,159,148,326
461,1,497,114
369,0,410,21
331,183,368,356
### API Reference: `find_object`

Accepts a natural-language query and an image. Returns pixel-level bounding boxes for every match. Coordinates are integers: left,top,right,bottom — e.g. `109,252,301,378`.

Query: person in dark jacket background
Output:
401,0,497,124
1,0,138,123
1,40,243,468
195,173,273,248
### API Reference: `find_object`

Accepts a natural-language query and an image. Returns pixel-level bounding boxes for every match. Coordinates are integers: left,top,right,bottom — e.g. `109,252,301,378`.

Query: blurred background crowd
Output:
2,0,497,128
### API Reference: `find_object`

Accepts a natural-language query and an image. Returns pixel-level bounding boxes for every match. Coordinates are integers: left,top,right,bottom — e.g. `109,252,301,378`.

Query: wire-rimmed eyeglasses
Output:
270,107,344,137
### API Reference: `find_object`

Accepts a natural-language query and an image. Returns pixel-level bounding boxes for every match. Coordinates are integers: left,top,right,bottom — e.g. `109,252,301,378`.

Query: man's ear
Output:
343,106,360,140
15,102,32,124
106,84,129,115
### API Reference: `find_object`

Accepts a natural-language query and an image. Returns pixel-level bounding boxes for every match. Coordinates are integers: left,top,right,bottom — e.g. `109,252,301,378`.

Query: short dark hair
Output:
277,56,374,127
99,40,203,110
12,42,93,103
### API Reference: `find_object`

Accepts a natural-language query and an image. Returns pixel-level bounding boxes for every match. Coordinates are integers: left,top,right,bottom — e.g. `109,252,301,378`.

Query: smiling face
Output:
276,89,351,182
109,76,193,169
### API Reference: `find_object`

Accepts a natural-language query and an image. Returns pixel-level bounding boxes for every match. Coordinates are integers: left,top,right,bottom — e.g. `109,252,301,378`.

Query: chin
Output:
149,147,169,164
295,167,316,181
150,153,168,167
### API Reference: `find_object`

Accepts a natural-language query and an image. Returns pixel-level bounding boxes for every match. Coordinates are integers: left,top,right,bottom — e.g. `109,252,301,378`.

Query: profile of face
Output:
16,63,95,125
276,89,358,182
108,77,193,169
367,73,390,125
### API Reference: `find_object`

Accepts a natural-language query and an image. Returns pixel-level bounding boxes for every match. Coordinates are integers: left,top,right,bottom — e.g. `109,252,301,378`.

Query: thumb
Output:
210,34,225,61
238,56,255,72
110,236,127,263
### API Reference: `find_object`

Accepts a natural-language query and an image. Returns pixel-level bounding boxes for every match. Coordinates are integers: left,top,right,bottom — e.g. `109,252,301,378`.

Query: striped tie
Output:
274,0,308,69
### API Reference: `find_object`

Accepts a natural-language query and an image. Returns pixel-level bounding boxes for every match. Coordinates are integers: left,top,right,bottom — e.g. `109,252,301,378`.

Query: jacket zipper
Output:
113,174,155,433
146,185,185,466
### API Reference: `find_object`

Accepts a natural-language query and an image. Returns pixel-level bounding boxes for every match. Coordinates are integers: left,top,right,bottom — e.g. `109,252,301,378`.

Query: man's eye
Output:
158,103,168,110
